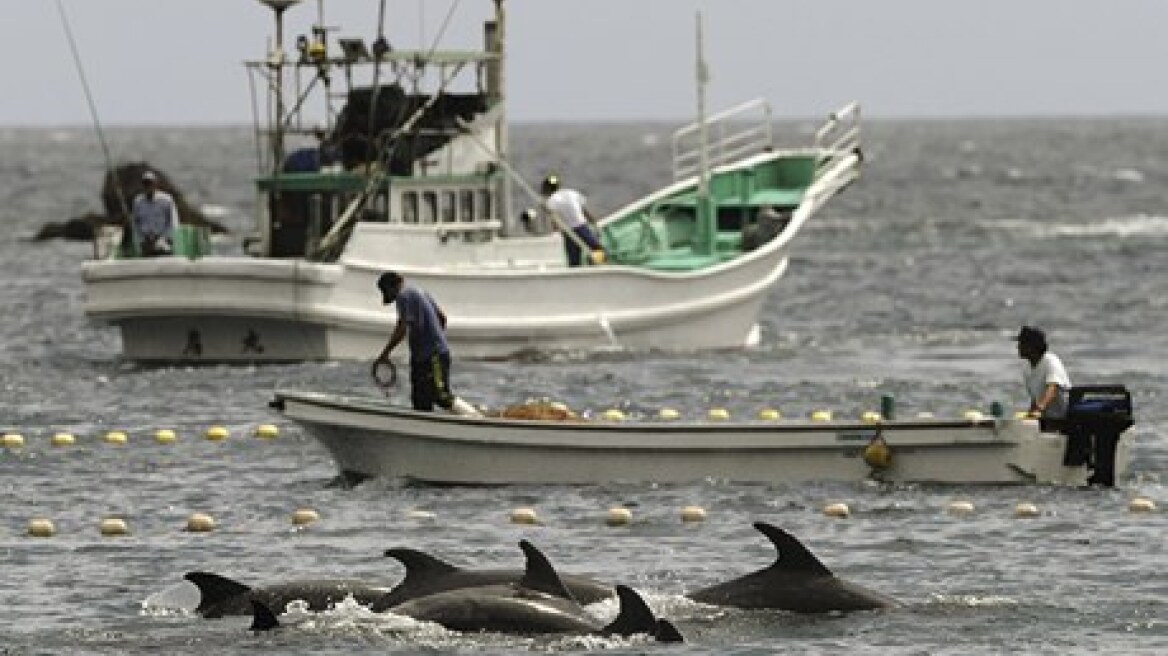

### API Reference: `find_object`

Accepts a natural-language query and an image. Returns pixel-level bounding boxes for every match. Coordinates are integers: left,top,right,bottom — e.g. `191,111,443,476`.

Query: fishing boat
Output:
270,389,1135,486
80,0,863,362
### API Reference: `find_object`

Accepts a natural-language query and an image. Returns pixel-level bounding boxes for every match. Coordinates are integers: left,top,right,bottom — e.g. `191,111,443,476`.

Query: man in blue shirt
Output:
373,271,456,412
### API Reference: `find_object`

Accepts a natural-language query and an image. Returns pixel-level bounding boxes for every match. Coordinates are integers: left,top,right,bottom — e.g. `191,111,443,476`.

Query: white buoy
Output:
155,429,178,444
104,430,128,445
606,507,632,526
254,424,279,439
680,505,707,523
810,410,833,422
823,502,850,518
658,408,680,420
509,507,540,525
1014,502,1040,518
205,426,229,441
758,408,781,421
707,408,730,421
100,517,129,536
50,432,76,447
963,410,986,420
186,512,216,533
1128,497,1156,513
946,500,976,516
406,509,437,520
601,409,626,421
27,518,56,537
292,508,320,526
2,433,25,449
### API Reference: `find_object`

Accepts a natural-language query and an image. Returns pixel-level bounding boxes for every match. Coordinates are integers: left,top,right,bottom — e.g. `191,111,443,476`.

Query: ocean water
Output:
0,118,1165,654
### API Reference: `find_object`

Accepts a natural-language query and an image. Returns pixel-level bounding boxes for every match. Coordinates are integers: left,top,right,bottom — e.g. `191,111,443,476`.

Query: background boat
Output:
79,1,862,362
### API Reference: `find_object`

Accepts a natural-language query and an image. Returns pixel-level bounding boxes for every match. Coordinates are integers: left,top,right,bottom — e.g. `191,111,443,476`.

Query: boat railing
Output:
812,101,861,180
671,98,773,181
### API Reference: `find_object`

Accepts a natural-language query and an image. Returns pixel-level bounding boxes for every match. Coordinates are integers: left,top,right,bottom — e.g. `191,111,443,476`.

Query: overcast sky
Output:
5,0,1168,126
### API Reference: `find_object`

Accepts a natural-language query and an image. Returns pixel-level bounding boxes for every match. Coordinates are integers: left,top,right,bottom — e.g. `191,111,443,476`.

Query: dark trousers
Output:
410,352,454,411
563,225,602,266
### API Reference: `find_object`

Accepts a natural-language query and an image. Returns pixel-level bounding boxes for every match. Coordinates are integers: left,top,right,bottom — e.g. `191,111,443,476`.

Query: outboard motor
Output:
1061,385,1133,487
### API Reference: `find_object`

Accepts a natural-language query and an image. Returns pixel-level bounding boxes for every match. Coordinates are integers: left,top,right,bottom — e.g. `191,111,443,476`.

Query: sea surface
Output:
0,118,1165,654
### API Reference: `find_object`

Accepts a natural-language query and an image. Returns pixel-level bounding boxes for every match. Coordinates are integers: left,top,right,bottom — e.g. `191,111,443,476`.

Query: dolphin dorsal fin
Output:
184,572,253,614
384,547,461,584
249,600,280,632
517,540,576,602
754,522,834,576
601,585,658,637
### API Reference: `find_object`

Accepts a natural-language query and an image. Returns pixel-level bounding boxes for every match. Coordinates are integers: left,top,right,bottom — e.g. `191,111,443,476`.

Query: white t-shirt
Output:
1022,352,1072,418
132,191,180,240
545,189,589,229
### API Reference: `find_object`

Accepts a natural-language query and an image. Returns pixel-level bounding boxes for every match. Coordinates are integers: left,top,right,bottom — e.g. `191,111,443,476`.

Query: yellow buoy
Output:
758,408,781,421
946,500,976,516
50,432,76,447
100,517,129,536
27,518,56,537
406,509,437,520
205,426,229,441
186,512,216,533
823,502,850,518
104,430,128,445
707,408,730,421
2,433,25,449
860,411,883,424
658,408,680,420
254,424,279,439
1014,502,1040,518
862,435,892,470
680,505,707,523
155,429,178,444
601,408,626,421
606,507,632,526
1128,497,1156,513
292,508,320,526
509,507,539,525
810,410,833,422
963,410,986,421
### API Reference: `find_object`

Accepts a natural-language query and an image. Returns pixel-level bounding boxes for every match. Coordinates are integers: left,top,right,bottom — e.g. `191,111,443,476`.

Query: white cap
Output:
142,170,157,182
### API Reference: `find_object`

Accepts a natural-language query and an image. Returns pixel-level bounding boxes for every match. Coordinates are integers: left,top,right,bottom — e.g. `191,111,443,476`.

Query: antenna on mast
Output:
256,0,304,170
695,11,716,255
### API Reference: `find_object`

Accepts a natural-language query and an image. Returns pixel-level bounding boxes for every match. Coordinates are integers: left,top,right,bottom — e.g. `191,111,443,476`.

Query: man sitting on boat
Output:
1016,324,1072,420
541,175,606,266
131,170,179,256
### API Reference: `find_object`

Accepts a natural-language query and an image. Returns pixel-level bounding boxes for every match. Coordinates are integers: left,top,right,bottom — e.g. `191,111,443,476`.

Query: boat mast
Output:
257,0,302,173
490,0,511,232
695,11,715,256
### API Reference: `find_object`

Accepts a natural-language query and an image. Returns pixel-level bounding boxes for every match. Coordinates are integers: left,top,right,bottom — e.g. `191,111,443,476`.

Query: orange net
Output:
491,400,583,422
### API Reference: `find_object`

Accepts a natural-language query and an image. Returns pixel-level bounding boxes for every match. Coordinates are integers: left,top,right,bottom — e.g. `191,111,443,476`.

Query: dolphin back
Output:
185,572,252,617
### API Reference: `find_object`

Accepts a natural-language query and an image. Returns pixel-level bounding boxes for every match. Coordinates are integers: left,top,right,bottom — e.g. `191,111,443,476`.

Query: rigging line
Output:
365,0,390,168
54,0,131,244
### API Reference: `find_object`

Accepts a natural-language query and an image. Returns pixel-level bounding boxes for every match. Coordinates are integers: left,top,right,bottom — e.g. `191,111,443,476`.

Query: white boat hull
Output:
272,391,1131,486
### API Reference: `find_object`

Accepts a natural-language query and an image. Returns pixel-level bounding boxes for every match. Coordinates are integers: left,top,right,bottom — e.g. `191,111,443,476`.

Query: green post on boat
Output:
881,394,895,421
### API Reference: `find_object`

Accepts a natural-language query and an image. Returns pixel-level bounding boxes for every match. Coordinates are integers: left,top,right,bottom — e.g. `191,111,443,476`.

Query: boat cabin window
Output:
478,189,492,223
460,190,475,223
402,192,418,224
420,191,438,224
441,191,457,223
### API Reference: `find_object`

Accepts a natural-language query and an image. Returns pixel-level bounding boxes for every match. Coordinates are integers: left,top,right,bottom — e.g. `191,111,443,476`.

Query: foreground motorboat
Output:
270,389,1134,486
81,1,862,362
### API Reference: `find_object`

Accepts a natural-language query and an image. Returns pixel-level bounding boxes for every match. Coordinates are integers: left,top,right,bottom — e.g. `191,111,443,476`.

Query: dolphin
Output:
184,571,391,619
686,522,898,613
252,539,682,641
371,545,614,611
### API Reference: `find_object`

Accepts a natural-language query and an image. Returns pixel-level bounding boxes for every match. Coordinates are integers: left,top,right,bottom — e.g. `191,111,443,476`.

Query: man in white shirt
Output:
1016,325,1072,419
131,170,180,256
541,174,605,266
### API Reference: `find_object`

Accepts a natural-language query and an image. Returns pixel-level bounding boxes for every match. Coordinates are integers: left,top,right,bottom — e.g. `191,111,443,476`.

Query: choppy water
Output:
0,118,1165,654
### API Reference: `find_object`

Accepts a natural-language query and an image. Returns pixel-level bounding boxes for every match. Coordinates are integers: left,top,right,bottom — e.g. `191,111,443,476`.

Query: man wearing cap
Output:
131,170,180,256
372,271,459,413
541,174,605,266
1016,325,1072,419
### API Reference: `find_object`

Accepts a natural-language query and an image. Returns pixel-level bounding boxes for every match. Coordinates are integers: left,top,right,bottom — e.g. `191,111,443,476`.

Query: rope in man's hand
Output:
371,360,398,397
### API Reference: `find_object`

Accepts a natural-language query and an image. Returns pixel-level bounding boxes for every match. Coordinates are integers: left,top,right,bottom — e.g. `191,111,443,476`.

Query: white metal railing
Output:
813,101,862,179
672,98,773,180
